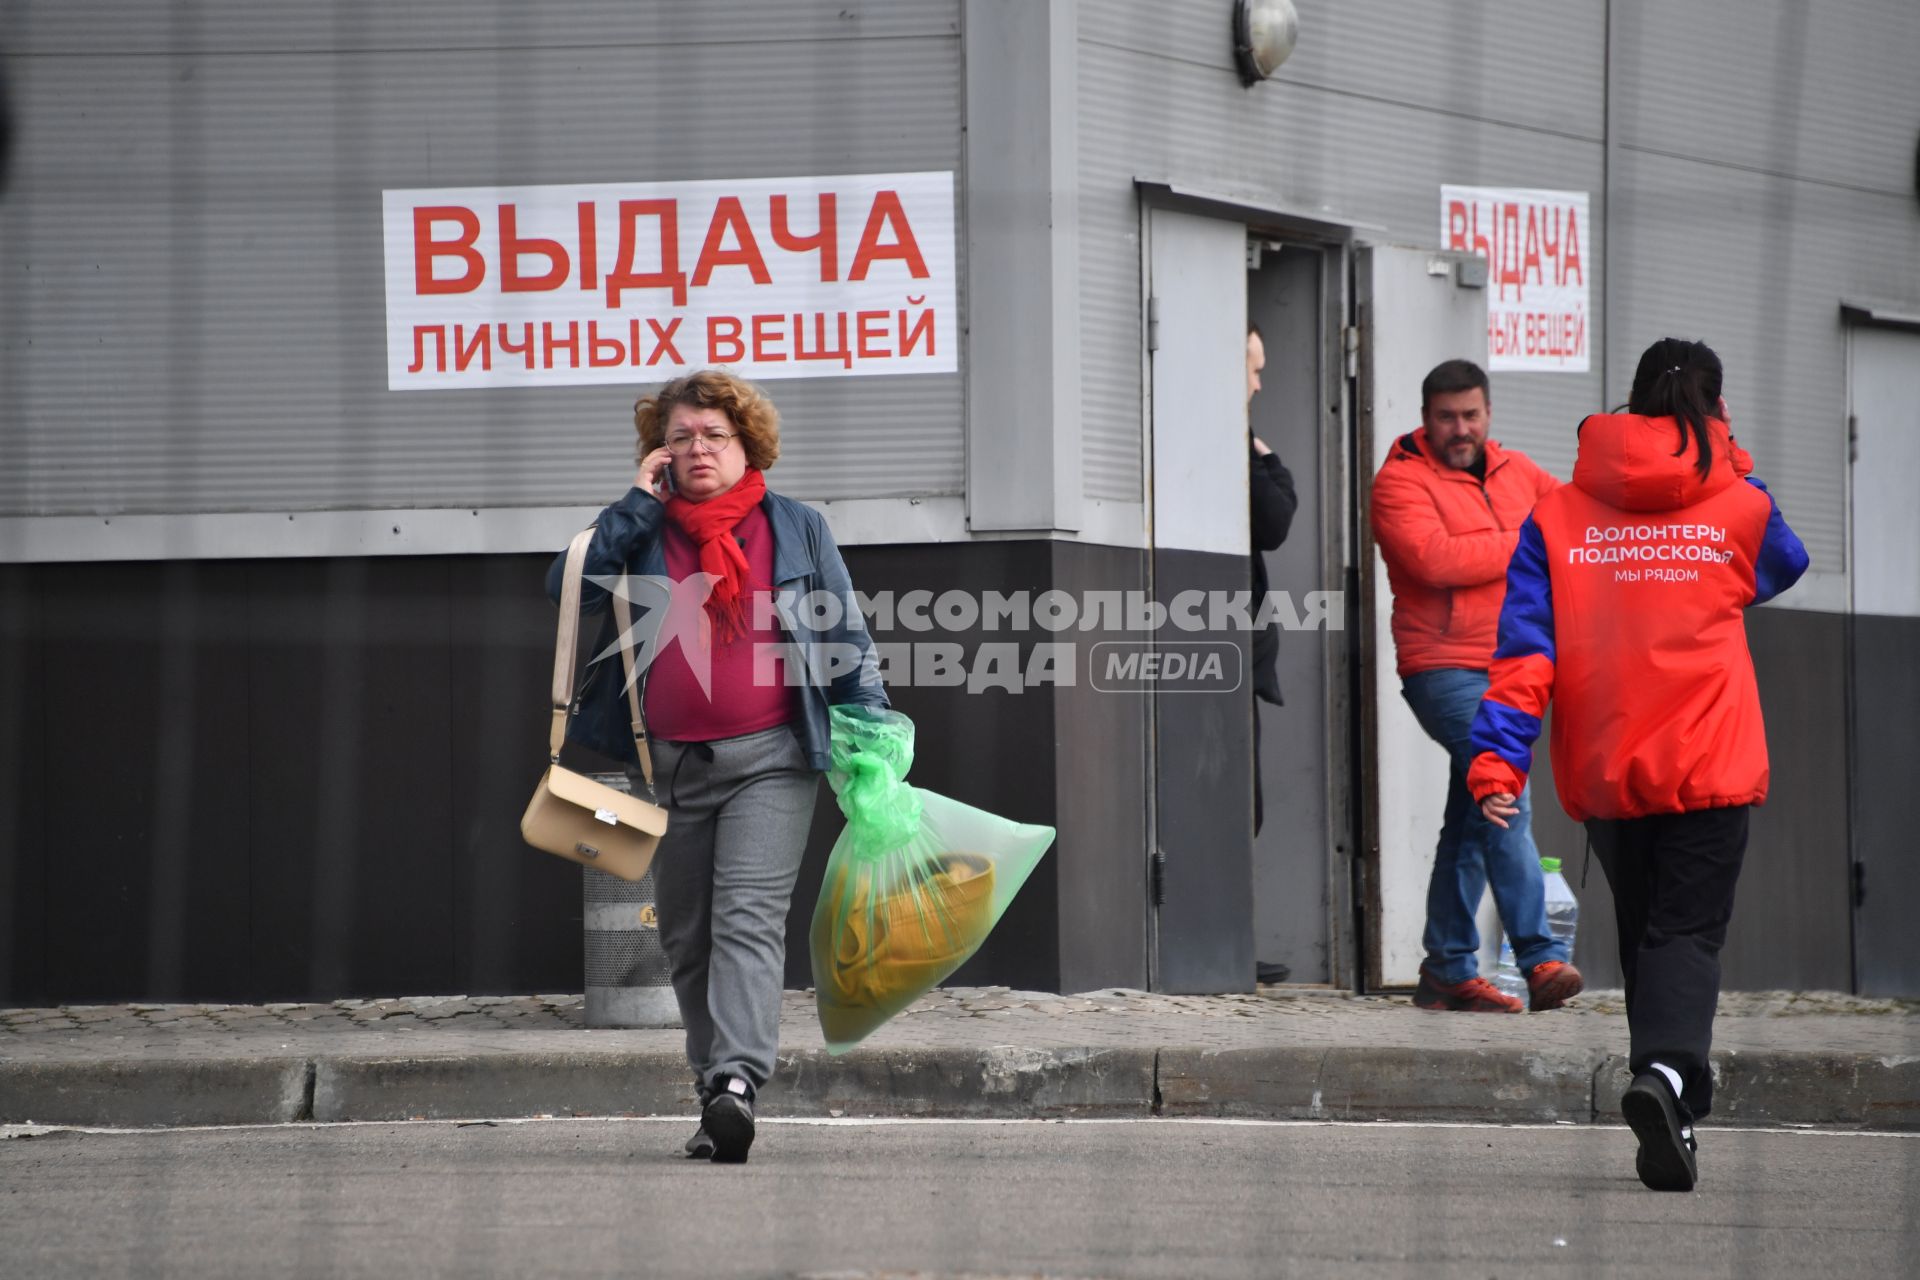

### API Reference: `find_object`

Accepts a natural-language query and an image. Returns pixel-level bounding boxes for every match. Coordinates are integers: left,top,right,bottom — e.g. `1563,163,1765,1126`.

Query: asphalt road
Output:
3,1117,1915,1278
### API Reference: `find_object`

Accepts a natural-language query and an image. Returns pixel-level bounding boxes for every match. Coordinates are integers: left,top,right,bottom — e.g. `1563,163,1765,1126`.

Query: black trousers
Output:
1252,699,1264,836
1586,805,1750,1119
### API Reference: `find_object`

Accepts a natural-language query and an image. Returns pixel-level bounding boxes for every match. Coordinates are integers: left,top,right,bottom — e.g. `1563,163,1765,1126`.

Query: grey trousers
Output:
643,725,819,1096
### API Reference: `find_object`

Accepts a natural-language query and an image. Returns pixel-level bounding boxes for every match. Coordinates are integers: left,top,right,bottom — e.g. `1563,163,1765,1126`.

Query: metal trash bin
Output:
582,773,680,1029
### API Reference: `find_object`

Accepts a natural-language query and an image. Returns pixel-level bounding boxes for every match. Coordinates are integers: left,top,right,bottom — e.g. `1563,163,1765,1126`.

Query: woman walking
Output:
549,369,887,1164
1466,338,1808,1191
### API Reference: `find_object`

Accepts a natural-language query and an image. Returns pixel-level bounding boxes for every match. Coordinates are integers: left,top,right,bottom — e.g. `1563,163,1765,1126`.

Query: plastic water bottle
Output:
1492,935,1527,1003
1493,857,1579,1002
1541,855,1579,965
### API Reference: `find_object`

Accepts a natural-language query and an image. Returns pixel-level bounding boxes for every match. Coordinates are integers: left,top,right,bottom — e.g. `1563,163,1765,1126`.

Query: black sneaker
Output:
1621,1072,1698,1191
702,1074,756,1165
683,1081,716,1159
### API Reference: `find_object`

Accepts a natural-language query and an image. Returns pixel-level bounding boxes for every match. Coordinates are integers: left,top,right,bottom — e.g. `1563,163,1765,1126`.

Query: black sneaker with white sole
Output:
1621,1072,1698,1191
702,1074,756,1165
682,1083,717,1160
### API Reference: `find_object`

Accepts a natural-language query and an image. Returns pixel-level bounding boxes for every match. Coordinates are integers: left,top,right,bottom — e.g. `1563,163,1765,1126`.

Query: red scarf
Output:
664,467,767,645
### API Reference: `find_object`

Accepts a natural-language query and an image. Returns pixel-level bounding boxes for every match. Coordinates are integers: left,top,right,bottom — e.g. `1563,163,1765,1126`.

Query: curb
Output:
777,1046,1158,1119
1156,1046,1599,1124
4,1047,1916,1131
313,1049,695,1123
1595,1051,1920,1129
0,1057,313,1128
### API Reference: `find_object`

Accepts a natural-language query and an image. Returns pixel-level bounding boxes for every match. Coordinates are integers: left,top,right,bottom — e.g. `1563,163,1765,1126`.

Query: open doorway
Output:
1246,238,1350,987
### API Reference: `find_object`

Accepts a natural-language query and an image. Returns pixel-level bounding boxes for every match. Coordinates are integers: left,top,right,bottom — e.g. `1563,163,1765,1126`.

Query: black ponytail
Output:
1626,338,1723,480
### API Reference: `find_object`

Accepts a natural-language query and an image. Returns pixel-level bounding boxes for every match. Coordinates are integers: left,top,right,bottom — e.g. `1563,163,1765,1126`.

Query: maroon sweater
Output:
643,506,793,742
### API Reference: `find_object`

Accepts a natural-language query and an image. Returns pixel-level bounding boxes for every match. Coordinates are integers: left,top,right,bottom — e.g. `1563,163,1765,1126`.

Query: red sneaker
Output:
1526,960,1584,1012
1413,967,1523,1013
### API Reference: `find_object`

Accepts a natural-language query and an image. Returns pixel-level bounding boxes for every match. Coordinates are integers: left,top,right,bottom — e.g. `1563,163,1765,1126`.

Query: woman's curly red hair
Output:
633,369,781,470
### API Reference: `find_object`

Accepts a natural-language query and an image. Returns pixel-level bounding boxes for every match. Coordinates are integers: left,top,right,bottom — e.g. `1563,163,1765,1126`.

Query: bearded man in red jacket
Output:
1369,360,1583,1014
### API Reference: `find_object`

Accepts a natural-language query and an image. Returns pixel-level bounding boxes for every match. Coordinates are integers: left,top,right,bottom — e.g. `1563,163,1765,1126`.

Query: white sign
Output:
1441,186,1590,372
382,171,958,390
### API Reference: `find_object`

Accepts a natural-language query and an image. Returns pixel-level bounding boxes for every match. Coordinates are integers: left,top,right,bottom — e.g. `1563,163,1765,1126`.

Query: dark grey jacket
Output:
545,486,887,772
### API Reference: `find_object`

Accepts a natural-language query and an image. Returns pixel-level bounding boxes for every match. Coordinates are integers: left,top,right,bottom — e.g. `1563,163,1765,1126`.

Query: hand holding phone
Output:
637,447,675,499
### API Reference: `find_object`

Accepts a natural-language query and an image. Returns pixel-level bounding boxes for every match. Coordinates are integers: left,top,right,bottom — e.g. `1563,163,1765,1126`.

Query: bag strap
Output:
550,527,656,789
613,585,655,790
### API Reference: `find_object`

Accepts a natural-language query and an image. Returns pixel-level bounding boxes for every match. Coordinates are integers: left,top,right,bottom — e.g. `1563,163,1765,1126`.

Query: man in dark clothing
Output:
1246,323,1298,836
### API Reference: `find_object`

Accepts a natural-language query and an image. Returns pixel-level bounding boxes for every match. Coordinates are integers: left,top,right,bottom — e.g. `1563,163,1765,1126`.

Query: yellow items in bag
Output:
814,854,996,1046
810,706,1055,1053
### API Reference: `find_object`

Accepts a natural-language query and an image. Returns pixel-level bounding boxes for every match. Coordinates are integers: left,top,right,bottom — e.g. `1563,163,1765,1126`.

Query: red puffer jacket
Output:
1370,430,1559,677
1466,414,1809,821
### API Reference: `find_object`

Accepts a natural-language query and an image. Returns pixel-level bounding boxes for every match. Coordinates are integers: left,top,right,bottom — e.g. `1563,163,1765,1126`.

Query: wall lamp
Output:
1233,0,1300,86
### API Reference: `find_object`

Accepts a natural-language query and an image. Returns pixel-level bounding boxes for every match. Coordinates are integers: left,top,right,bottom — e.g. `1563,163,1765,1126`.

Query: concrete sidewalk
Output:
3,986,1917,1131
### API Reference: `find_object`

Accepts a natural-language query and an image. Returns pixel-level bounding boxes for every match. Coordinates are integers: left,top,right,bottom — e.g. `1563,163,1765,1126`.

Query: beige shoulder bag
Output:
520,527,668,881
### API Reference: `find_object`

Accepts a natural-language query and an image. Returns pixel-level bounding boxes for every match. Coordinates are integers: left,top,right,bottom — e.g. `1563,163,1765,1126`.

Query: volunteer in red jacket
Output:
1372,360,1583,1015
1469,338,1809,1191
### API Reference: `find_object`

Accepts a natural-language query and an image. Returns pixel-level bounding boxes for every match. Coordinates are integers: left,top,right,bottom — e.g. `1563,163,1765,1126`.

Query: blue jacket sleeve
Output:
1469,517,1557,791
545,487,664,611
1745,477,1810,606
810,515,889,709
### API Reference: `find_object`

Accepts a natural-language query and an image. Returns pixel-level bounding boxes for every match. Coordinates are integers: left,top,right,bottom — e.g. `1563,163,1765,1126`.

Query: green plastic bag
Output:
810,705,1055,1053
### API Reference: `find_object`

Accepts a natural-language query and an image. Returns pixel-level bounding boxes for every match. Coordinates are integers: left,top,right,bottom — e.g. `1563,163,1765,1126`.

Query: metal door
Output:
1145,207,1255,993
1847,323,1920,996
1355,245,1490,990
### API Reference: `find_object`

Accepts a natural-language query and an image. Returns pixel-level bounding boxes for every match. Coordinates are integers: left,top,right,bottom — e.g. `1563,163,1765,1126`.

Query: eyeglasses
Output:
663,429,736,455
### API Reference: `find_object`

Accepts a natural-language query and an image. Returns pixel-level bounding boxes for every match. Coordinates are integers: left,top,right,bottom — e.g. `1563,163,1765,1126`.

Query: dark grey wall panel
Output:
246,559,460,998
1152,547,1256,994
791,542,1067,993
446,555,585,994
0,567,47,1002
1,540,1129,1005
1728,608,1853,990
16,550,582,1007
1050,540,1150,993
1529,608,1852,992
37,563,255,1002
0,551,1867,1004
1851,614,1920,996
0,1,963,518
784,541,1147,998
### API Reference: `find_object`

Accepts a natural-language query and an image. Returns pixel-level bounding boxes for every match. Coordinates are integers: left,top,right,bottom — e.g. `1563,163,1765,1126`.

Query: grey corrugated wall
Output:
1076,1,1608,501
0,0,966,517
1073,0,1920,577
1606,0,1920,571
6,0,1917,562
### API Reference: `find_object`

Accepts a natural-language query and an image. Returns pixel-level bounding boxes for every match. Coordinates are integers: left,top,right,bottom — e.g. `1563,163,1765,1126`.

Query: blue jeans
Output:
1401,668,1566,984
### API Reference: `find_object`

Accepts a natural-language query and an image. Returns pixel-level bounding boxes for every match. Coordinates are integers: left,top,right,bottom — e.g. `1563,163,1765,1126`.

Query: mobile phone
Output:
658,459,676,496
